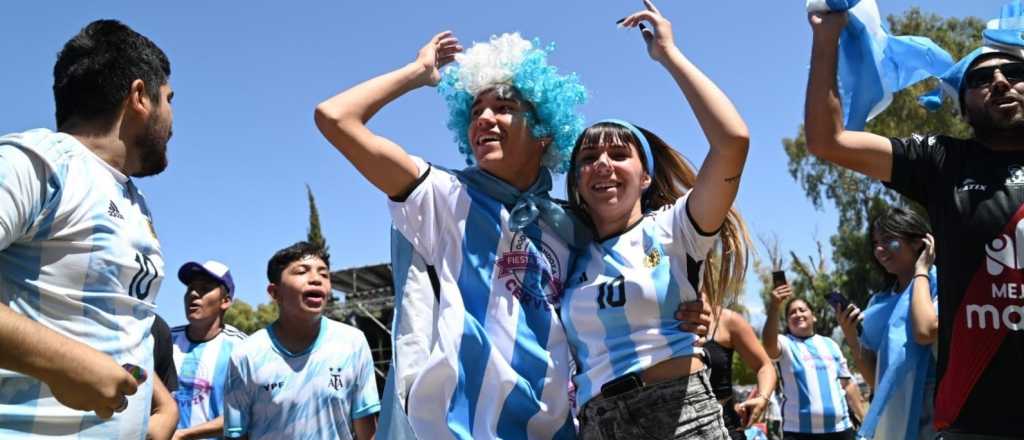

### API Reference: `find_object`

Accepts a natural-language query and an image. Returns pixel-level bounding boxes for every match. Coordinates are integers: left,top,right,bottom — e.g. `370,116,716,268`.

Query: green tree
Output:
306,184,328,252
782,9,984,311
224,298,278,335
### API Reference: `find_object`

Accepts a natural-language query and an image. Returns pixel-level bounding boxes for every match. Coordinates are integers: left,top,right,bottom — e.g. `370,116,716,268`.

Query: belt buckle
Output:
600,372,644,398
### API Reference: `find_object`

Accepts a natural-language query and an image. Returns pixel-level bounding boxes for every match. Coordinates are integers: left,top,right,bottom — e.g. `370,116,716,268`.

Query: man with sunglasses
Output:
803,9,1024,439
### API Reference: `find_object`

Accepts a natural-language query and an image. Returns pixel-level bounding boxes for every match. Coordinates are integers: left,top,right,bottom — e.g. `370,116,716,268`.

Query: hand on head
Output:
416,31,462,87
915,233,936,274
618,0,676,62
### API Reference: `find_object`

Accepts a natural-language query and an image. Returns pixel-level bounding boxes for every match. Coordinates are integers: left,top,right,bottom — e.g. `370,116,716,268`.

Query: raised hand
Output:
414,31,462,87
618,0,676,63
836,303,863,343
769,284,793,308
808,11,848,42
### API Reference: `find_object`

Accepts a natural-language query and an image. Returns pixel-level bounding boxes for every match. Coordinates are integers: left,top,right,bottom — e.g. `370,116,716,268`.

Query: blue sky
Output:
0,0,1004,328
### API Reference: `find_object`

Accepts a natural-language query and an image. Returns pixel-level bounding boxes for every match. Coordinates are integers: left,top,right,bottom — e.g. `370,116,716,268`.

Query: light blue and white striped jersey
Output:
170,324,246,429
388,157,576,440
223,318,380,440
0,129,164,439
775,334,853,434
562,194,716,407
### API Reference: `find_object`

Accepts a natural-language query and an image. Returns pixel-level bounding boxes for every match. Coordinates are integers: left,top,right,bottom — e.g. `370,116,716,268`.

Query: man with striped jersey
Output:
170,260,246,440
0,19,173,438
223,242,379,440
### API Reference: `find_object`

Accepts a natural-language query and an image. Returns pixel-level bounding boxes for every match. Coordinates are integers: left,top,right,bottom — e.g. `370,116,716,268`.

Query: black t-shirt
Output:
151,314,178,392
886,134,1024,435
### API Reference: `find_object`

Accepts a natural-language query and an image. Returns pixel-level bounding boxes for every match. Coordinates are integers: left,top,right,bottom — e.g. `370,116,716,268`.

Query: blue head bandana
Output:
594,119,655,182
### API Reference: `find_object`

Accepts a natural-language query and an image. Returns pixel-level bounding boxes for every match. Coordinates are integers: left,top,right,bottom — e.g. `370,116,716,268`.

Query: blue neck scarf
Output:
857,268,937,439
454,166,591,249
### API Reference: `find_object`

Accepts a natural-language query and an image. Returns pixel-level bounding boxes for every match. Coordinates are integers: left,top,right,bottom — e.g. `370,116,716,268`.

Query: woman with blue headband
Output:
560,1,754,438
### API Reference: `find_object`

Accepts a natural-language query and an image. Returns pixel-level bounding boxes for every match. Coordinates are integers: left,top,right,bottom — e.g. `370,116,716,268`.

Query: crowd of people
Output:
0,0,1022,439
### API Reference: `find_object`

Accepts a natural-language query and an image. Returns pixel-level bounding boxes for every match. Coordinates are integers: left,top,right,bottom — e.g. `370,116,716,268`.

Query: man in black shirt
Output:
803,9,1024,439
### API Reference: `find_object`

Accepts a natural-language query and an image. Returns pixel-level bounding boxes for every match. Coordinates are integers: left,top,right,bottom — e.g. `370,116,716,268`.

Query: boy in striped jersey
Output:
223,242,379,440
170,260,246,440
0,19,173,439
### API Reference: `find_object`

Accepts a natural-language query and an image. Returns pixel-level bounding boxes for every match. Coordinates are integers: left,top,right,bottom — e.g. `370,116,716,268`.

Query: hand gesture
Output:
675,298,711,343
44,346,143,419
807,11,848,42
769,284,793,307
618,0,676,63
836,303,863,343
414,31,462,87
915,233,936,275
735,395,768,428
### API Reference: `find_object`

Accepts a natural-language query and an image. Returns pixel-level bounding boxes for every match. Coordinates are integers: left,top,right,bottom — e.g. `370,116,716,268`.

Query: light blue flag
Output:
808,0,954,130
378,227,422,440
920,1,1024,111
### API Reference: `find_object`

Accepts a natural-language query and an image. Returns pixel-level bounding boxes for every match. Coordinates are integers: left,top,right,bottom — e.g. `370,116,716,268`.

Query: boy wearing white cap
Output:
170,260,247,440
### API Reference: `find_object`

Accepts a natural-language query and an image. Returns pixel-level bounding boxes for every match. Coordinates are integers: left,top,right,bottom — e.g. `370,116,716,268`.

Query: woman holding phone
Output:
836,207,938,440
762,282,861,440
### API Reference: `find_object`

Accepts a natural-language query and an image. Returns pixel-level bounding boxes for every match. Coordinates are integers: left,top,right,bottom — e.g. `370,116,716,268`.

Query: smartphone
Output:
825,290,850,311
772,270,787,288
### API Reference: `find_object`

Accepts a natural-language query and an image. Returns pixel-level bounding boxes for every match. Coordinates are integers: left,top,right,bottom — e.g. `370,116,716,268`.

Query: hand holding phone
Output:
772,270,787,288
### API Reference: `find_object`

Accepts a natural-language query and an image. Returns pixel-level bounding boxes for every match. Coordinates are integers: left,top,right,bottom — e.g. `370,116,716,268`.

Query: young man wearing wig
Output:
316,27,709,438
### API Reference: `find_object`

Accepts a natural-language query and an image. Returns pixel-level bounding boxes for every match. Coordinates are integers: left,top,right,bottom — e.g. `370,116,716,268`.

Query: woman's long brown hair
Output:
567,122,752,309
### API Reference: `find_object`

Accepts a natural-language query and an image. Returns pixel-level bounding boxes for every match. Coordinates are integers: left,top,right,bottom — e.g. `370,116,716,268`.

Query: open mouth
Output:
591,181,620,193
475,133,502,147
302,290,327,308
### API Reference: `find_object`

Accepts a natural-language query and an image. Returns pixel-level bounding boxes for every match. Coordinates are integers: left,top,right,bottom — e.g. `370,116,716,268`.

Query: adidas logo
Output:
107,201,124,220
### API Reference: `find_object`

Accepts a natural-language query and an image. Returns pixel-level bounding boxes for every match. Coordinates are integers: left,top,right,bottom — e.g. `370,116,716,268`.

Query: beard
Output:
131,112,171,178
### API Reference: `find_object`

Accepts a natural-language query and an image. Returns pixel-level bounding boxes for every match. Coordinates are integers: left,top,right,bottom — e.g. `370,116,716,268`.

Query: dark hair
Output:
266,241,331,284
567,122,751,309
53,19,170,130
868,206,930,285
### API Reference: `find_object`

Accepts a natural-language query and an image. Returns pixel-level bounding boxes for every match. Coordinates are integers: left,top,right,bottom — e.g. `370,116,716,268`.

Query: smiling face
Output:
871,229,919,277
963,56,1024,137
571,124,651,234
269,255,331,320
467,87,544,182
786,299,816,338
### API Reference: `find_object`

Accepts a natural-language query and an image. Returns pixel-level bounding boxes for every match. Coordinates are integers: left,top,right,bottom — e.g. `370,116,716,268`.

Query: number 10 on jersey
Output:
597,275,626,309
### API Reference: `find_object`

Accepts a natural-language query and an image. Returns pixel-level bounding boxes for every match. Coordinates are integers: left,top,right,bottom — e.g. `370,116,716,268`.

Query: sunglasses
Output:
964,62,1024,89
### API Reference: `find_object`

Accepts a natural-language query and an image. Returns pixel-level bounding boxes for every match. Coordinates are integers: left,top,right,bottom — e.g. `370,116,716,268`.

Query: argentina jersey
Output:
388,157,576,440
776,334,853,434
0,129,164,439
223,318,380,440
561,193,717,407
171,324,246,429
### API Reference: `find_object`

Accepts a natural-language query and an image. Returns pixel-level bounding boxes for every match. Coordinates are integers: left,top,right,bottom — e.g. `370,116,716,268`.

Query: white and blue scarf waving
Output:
807,0,954,130
857,269,937,440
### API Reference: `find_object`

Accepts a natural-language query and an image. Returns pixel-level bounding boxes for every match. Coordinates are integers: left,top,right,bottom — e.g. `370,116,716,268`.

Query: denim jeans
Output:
578,369,729,440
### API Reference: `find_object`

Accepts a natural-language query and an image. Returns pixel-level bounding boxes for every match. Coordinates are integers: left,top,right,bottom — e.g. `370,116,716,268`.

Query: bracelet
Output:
913,273,930,281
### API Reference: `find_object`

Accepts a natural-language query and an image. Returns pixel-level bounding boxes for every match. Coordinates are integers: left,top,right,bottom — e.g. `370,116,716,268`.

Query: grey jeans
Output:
578,369,730,440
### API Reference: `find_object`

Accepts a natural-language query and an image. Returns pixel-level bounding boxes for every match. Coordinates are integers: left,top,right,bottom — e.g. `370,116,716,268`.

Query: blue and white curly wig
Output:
438,33,587,174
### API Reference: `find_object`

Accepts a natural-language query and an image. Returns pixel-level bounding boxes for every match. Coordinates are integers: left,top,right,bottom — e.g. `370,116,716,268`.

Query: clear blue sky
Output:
0,0,1004,328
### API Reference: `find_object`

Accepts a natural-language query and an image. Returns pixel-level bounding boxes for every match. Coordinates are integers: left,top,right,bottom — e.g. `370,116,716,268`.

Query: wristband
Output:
913,273,930,281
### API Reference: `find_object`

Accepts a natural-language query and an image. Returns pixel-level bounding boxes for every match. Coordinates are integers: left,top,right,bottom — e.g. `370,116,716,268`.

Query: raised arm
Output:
726,309,777,427
762,284,792,360
620,0,749,233
910,234,939,345
315,31,462,198
804,11,893,181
